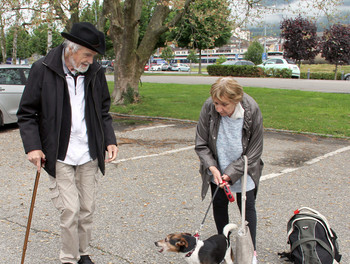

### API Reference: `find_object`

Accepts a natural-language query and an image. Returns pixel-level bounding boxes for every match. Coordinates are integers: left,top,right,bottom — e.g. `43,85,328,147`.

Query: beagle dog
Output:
155,223,237,264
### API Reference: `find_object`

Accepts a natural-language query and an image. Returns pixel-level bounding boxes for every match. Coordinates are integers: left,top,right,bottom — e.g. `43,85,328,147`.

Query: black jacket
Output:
17,45,117,177
195,94,264,200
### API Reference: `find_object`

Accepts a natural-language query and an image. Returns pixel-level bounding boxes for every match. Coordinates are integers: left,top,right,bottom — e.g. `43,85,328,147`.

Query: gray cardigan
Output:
195,93,264,200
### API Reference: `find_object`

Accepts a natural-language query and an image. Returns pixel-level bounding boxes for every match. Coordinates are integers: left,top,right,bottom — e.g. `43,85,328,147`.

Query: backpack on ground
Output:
279,207,342,264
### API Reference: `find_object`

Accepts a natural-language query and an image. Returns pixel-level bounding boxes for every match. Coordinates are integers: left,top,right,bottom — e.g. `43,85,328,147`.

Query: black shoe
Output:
78,255,94,264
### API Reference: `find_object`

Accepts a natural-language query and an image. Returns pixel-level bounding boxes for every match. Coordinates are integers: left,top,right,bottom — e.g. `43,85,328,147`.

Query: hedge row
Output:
207,65,345,80
300,72,343,80
207,65,293,78
207,65,263,77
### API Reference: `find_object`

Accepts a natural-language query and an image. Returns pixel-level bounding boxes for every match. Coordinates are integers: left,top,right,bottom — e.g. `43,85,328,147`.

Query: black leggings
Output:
210,182,257,250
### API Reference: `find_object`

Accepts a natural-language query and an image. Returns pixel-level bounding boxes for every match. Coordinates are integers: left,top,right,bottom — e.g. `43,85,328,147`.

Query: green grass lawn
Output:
300,64,350,74
109,82,350,138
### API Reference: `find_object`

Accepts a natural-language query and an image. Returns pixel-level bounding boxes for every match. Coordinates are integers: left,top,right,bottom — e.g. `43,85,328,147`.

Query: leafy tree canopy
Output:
29,24,63,56
172,0,233,50
320,23,350,79
321,23,350,65
6,27,32,59
187,49,199,63
280,15,319,67
160,46,175,62
244,41,264,65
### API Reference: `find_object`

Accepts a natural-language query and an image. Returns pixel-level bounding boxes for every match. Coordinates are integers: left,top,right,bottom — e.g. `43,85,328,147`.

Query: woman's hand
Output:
220,174,231,188
209,166,222,185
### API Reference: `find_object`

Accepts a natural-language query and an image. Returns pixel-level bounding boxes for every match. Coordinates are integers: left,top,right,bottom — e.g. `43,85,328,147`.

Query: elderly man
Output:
17,22,118,264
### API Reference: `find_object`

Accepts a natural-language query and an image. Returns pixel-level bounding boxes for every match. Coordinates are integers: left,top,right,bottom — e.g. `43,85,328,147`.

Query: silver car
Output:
0,65,31,126
169,63,190,72
221,60,255,66
258,58,300,78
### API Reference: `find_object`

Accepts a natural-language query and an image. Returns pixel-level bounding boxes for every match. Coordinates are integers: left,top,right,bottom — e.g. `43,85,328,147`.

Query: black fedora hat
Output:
61,22,105,55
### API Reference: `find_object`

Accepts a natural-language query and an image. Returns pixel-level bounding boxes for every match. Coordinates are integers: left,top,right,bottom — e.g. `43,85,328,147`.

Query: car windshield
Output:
285,59,295,64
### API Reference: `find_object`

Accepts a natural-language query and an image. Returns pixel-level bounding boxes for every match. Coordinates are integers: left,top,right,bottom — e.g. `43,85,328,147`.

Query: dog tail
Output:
223,223,238,238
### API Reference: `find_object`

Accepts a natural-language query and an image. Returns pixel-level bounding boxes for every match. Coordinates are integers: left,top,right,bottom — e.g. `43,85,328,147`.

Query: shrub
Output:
207,65,264,77
264,68,292,78
300,72,343,80
123,85,139,105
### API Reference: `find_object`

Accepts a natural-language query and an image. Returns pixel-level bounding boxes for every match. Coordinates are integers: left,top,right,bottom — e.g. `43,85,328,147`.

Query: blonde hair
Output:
210,77,243,103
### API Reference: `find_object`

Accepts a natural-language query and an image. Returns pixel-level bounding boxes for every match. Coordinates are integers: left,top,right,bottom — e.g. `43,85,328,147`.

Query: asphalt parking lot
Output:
0,119,349,264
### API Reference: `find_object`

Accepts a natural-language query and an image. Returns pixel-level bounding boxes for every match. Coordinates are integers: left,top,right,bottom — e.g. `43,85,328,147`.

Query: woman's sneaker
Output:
252,251,258,264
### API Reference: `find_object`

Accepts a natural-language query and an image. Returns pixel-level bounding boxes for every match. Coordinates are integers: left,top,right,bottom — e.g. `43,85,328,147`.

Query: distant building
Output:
151,28,264,64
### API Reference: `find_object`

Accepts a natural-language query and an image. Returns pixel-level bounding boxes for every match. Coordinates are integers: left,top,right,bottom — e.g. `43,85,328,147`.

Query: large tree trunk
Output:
104,0,192,105
12,24,18,64
0,19,6,64
334,64,338,80
49,0,80,32
47,22,53,53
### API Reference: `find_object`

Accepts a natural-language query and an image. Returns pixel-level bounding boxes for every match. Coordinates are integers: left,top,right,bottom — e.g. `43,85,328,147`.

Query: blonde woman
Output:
195,77,264,264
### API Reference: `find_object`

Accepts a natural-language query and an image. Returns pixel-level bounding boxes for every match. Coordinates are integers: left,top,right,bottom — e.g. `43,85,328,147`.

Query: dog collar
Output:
184,236,198,258
185,248,196,258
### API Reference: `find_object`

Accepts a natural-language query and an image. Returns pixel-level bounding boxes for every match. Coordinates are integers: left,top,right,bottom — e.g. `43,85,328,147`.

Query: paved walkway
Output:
1,120,349,263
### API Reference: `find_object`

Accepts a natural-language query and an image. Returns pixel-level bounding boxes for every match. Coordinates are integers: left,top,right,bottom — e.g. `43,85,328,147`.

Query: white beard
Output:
69,56,90,73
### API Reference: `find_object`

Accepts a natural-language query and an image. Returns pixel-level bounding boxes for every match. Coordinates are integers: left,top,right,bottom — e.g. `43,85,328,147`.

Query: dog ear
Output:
175,237,189,248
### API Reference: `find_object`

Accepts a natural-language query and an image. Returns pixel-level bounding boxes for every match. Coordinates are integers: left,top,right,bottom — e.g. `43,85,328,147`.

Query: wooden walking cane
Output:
21,170,41,264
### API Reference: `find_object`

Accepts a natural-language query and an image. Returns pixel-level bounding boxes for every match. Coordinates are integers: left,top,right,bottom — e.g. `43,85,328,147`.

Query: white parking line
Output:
304,146,350,165
131,124,175,132
112,145,194,164
261,145,350,181
114,143,350,181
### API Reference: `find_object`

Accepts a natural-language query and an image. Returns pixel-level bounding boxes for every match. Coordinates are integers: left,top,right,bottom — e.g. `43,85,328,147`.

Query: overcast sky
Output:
257,0,350,25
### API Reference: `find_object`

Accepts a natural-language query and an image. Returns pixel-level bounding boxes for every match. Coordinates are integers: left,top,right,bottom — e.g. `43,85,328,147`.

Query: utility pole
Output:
264,23,266,54
262,13,267,61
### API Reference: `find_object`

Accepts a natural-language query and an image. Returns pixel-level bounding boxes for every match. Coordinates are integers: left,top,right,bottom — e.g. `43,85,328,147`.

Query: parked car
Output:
258,58,300,78
100,60,114,73
169,63,190,72
144,63,157,71
161,63,171,71
344,73,350,80
150,64,164,71
221,60,255,66
0,65,31,126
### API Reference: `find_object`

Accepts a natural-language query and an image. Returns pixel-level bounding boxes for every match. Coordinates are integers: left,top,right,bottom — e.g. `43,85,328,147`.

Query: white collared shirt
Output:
58,51,92,165
230,102,244,120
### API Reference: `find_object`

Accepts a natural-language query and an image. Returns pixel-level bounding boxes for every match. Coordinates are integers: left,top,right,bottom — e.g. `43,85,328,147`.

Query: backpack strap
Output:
297,207,335,237
291,237,335,259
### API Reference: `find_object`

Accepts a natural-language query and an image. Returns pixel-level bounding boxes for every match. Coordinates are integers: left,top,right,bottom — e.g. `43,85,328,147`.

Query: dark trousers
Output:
210,182,257,250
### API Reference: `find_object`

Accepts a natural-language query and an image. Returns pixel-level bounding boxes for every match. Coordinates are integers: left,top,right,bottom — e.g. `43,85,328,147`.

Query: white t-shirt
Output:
58,52,92,165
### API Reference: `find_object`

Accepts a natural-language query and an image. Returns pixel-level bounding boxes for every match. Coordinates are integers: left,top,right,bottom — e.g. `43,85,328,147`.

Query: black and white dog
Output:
155,223,237,264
